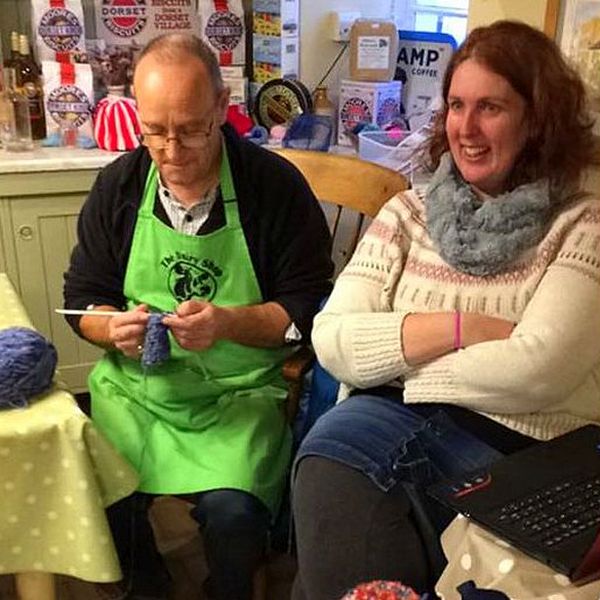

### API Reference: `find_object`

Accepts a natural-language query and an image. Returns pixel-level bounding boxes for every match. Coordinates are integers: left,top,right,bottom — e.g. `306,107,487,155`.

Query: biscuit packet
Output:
198,0,246,66
31,0,87,63
41,60,96,148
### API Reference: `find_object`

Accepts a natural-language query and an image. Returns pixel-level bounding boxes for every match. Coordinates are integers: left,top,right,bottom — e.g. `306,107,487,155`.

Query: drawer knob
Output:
18,225,34,240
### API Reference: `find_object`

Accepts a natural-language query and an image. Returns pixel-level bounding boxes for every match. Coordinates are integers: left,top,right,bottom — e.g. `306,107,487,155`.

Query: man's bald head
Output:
133,33,224,95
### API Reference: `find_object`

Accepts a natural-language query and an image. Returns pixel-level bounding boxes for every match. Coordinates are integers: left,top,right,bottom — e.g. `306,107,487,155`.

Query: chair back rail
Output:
273,148,409,270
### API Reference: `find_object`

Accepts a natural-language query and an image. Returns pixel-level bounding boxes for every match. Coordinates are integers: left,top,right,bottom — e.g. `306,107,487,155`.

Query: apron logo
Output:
162,254,223,302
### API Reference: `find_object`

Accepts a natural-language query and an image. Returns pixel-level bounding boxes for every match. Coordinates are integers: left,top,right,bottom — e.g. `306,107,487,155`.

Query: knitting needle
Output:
55,308,122,317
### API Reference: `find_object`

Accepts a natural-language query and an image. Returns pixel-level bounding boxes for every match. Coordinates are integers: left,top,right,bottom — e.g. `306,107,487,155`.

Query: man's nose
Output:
163,137,184,158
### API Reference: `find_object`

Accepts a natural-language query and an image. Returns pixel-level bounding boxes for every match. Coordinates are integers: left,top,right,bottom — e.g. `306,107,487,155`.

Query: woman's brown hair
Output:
426,20,598,194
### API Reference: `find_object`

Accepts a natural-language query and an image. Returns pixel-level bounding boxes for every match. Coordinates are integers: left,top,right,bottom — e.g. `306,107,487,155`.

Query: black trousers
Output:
107,488,271,600
291,457,435,600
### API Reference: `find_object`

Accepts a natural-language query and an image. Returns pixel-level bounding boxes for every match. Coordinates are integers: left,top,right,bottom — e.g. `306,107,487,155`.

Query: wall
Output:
299,0,393,94
467,0,550,31
298,0,554,97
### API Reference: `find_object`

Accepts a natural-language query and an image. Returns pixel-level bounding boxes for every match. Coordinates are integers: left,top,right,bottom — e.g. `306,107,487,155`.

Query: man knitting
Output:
63,33,332,600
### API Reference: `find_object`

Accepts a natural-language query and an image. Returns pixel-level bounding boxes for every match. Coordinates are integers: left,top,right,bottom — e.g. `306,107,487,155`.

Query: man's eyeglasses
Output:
139,118,215,150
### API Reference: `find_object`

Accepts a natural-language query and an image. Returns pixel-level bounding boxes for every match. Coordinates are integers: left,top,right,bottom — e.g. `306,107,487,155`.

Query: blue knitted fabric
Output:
142,313,170,368
0,327,57,409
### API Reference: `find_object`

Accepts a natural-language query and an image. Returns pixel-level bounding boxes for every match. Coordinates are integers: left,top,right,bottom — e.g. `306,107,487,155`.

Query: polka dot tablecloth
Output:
435,516,600,600
0,273,139,582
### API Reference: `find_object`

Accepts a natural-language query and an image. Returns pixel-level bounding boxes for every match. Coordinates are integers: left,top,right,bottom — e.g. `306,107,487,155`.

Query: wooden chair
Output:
273,148,409,422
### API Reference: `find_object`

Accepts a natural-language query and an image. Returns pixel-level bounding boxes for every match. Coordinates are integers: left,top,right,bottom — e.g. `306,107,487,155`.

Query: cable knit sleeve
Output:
312,194,415,388
404,201,600,414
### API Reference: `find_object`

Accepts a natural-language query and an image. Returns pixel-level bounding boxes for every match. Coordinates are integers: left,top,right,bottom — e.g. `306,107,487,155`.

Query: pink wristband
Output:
454,311,462,350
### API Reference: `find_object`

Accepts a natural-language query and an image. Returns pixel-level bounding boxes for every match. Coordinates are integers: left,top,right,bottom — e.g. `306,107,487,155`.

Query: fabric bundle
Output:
340,580,421,599
0,327,57,409
93,85,141,151
142,313,170,369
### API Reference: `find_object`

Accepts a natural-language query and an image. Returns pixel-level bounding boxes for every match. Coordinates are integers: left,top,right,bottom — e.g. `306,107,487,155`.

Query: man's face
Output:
133,56,229,188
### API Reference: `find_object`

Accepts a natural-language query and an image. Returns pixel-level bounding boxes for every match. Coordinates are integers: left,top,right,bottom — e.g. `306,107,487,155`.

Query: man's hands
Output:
163,299,291,350
107,304,150,358
163,300,230,351
80,299,290,356
79,304,150,358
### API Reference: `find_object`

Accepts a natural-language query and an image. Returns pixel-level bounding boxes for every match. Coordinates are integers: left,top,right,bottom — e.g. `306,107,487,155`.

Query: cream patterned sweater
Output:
312,189,600,441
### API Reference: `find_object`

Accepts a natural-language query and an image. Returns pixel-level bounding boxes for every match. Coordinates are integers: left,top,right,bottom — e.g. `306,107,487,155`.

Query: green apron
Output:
89,147,292,514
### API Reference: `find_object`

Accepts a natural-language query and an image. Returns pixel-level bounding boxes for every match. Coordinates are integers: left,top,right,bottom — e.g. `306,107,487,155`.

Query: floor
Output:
0,394,297,600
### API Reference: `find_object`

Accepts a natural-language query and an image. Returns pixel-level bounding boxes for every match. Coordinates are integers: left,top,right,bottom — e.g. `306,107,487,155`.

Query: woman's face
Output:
445,59,529,196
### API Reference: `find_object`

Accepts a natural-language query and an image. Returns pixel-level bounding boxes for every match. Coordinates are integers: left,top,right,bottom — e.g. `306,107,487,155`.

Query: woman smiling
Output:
291,20,600,600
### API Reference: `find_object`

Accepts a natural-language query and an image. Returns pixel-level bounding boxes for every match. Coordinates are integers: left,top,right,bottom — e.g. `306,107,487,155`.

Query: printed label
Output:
47,85,91,127
101,0,148,39
205,10,243,51
377,97,400,125
38,8,83,52
357,36,391,70
340,96,372,133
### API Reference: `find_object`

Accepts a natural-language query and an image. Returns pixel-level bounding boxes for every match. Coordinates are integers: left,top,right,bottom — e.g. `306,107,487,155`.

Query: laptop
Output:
427,424,600,584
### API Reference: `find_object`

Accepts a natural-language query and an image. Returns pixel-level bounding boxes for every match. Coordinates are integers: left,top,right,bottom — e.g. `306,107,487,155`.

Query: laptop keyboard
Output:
491,475,600,548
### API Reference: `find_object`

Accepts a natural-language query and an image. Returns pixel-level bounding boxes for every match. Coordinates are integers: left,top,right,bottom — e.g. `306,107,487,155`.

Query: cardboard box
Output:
350,19,399,82
252,35,299,84
223,76,248,105
253,11,299,37
220,66,245,78
337,79,402,146
253,0,299,37
253,0,298,16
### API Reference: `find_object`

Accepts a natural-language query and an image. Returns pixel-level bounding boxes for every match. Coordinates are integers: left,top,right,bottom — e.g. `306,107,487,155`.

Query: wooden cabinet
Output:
0,167,104,393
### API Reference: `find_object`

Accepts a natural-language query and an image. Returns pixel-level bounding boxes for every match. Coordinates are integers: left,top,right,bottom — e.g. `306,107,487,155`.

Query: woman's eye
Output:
448,100,462,111
481,102,500,113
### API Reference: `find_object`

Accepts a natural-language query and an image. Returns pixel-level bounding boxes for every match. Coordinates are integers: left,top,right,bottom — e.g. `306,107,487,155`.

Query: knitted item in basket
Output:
94,85,141,151
340,580,421,599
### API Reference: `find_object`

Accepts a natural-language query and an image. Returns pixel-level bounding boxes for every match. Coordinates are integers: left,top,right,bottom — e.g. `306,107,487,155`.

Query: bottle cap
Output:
19,35,29,56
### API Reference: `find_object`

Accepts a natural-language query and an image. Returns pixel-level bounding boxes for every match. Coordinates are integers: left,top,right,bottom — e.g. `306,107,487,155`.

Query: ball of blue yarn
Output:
142,313,171,368
0,327,57,409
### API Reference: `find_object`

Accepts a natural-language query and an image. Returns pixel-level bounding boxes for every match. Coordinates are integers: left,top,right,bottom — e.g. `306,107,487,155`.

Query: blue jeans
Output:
295,394,503,493
291,395,505,599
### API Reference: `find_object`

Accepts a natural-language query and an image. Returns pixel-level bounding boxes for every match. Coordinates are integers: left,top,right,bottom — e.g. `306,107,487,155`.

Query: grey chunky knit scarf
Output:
425,153,551,276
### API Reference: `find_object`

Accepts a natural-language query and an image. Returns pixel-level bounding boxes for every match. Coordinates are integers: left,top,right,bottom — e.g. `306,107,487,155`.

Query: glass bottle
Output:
17,34,46,140
3,31,20,72
313,86,335,120
313,85,336,144
1,68,33,151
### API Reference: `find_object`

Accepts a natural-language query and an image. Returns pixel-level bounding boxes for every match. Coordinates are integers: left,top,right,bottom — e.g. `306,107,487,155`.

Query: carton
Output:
253,11,299,37
350,19,399,82
337,79,402,146
223,76,248,106
252,35,299,84
253,0,299,37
